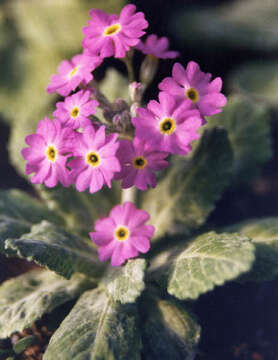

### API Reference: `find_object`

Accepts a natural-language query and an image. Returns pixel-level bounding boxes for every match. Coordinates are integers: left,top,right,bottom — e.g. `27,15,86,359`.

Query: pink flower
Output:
82,4,148,59
136,34,179,59
159,61,227,117
21,117,72,188
53,90,98,130
132,92,202,155
90,202,154,266
46,53,101,97
115,137,169,190
69,125,120,194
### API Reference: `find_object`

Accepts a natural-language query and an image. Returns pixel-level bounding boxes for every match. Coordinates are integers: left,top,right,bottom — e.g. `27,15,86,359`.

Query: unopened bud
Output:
102,107,114,122
139,54,159,86
113,98,129,112
112,110,131,132
129,82,145,103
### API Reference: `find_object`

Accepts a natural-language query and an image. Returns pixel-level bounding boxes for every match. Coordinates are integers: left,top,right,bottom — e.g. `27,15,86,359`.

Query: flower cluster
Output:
22,4,226,266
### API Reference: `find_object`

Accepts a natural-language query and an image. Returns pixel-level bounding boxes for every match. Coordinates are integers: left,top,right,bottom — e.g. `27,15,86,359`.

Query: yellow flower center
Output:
71,106,80,118
159,117,176,135
86,151,101,167
115,226,130,242
104,23,121,36
133,156,147,170
68,66,79,79
185,87,199,103
46,145,57,163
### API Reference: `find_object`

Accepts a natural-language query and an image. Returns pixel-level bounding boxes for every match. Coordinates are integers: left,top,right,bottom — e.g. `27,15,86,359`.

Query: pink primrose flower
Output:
90,202,154,266
53,90,99,130
132,92,202,155
136,34,179,59
115,137,169,191
21,117,72,188
46,53,101,97
159,61,227,117
69,125,120,194
82,4,148,59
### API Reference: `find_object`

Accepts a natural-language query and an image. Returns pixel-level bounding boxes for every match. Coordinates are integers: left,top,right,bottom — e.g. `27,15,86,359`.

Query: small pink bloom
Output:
21,117,72,188
132,92,202,155
136,34,179,59
46,53,102,96
53,90,98,130
115,137,168,191
90,202,154,266
82,4,148,59
159,61,227,117
69,125,120,194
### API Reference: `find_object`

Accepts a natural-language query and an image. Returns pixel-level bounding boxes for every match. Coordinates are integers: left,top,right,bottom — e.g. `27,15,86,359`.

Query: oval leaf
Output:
0,189,62,226
0,216,29,253
44,288,141,360
5,221,105,279
37,184,120,237
207,95,272,182
0,270,94,338
142,128,233,239
172,0,278,52
0,189,62,254
102,259,146,304
229,61,278,106
150,232,255,300
140,292,200,360
226,217,278,281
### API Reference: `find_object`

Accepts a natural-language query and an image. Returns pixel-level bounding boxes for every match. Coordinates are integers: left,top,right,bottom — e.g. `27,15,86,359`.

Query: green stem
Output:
121,187,136,204
123,50,135,83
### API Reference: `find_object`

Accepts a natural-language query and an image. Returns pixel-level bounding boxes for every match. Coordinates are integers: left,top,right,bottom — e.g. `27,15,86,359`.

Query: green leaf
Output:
82,0,125,14
10,0,124,52
207,95,272,181
228,61,278,106
151,231,255,300
0,189,63,253
5,221,105,279
0,6,22,126
172,0,278,52
13,336,37,354
0,189,62,226
140,293,200,360
7,50,62,176
37,183,120,237
102,259,146,304
226,217,278,281
0,216,29,253
99,68,129,103
0,269,94,338
142,127,233,239
43,288,141,360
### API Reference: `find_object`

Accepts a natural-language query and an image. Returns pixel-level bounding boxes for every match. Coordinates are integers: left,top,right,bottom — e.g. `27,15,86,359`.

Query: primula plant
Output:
0,3,275,359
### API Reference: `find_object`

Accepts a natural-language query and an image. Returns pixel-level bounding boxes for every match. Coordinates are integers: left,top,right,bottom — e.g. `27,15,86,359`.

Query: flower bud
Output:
112,109,131,132
129,82,145,103
113,98,129,112
139,54,159,86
